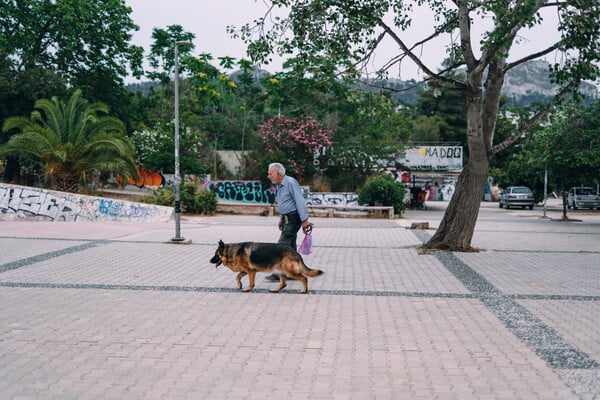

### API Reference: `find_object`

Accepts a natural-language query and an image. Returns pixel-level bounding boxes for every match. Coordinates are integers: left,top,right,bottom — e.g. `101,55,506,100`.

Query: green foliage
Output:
131,123,207,175
530,100,600,189
336,89,410,158
1,89,138,192
145,185,175,206
182,184,218,215
145,182,217,215
415,75,467,146
147,25,195,85
0,0,144,182
492,99,600,202
0,0,143,78
357,173,406,214
246,73,411,188
182,53,264,180
0,0,143,116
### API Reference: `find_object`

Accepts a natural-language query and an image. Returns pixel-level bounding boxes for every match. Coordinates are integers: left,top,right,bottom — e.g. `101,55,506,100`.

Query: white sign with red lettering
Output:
399,146,463,171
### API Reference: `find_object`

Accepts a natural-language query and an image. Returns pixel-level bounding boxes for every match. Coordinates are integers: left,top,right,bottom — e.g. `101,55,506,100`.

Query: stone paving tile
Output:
456,252,600,296
518,300,600,361
162,217,422,249
1,209,599,399
0,241,469,295
0,287,578,400
0,237,88,264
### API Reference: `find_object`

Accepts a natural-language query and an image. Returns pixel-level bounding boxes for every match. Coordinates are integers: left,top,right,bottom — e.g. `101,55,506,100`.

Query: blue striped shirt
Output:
276,175,308,222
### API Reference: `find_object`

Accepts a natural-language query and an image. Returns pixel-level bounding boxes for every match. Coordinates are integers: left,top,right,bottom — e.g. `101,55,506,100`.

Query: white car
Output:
499,186,535,209
567,187,600,210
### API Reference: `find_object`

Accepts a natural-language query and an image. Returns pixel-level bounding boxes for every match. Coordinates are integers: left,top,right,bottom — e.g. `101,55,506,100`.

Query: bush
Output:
144,182,217,215
182,184,217,214
357,173,406,214
145,186,175,206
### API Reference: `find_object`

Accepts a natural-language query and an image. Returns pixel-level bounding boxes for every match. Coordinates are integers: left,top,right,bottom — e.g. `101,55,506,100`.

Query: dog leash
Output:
303,223,314,235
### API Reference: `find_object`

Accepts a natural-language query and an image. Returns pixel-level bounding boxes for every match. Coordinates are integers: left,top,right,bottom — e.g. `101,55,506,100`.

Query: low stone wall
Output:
216,201,272,216
0,183,173,223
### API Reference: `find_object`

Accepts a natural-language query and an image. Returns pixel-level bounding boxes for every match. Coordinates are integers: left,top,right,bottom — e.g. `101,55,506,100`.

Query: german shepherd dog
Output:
209,240,323,294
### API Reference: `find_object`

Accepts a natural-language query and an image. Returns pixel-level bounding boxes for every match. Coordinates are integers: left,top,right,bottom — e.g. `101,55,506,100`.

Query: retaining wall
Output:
0,183,173,223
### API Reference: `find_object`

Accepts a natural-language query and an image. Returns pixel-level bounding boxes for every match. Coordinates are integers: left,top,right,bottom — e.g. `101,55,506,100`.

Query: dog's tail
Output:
302,264,324,277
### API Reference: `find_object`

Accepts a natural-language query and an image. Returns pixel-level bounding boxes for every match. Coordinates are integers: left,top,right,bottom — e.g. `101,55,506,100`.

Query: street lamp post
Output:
171,40,193,243
543,164,548,219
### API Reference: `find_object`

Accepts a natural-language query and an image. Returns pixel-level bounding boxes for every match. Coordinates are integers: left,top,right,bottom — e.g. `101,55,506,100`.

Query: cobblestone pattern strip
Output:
0,281,475,299
411,229,600,370
0,241,107,273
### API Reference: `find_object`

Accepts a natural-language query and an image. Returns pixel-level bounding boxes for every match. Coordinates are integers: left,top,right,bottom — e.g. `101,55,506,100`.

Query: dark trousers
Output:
278,212,301,251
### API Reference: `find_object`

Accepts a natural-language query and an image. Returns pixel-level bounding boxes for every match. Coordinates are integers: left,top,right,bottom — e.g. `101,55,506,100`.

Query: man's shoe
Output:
264,273,280,282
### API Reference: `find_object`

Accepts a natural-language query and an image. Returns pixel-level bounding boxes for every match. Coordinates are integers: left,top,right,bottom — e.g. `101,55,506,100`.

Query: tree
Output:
255,70,411,190
0,0,143,181
324,89,410,191
147,25,196,85
528,100,600,219
415,71,467,146
1,90,138,192
0,0,143,109
235,0,600,250
131,123,208,176
253,115,333,181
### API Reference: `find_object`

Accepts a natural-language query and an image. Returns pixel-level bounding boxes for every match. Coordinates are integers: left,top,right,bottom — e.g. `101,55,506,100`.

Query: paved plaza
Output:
1,200,599,399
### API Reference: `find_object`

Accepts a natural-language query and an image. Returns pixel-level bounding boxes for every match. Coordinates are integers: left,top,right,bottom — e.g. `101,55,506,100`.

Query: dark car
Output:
499,186,535,209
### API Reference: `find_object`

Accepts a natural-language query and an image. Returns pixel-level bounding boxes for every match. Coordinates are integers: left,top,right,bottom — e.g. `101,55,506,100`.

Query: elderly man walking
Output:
265,162,312,282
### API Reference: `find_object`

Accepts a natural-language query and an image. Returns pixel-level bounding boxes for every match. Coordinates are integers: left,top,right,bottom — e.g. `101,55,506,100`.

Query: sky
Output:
124,0,562,83
125,0,280,81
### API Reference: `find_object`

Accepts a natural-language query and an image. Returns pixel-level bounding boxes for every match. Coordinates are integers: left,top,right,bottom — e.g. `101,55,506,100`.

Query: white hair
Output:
269,162,286,176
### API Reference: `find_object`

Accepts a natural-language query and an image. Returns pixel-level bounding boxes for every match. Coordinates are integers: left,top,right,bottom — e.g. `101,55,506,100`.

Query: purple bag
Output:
298,234,313,255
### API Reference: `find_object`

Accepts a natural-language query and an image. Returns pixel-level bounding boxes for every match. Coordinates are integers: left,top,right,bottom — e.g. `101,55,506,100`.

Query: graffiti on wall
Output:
0,184,172,222
206,180,276,204
306,192,359,206
206,180,362,207
116,166,165,188
205,179,455,208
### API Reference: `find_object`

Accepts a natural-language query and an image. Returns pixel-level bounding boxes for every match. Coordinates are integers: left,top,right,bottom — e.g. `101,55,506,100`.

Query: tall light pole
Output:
171,40,193,243
542,164,548,219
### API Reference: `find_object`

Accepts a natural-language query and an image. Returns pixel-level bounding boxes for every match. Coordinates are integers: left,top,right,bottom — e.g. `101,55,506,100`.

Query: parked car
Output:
567,187,600,210
499,186,535,209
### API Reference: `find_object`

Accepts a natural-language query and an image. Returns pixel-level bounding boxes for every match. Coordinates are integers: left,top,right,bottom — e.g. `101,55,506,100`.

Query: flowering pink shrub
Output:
259,115,332,178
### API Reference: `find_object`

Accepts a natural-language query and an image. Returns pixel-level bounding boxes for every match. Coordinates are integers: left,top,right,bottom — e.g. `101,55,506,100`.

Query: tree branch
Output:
457,1,477,69
492,82,575,155
480,0,547,71
354,76,429,94
377,18,466,89
505,41,562,72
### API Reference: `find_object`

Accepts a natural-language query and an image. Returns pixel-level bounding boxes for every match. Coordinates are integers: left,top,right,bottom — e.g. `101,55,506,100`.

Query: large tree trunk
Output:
425,154,489,251
52,173,81,193
425,63,492,251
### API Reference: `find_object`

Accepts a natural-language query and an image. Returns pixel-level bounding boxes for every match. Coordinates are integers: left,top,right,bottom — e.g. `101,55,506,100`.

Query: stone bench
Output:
215,201,395,219
308,205,394,219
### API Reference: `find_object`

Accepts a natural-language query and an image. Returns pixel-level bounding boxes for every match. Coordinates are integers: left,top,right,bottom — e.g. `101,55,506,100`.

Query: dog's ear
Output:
218,239,224,249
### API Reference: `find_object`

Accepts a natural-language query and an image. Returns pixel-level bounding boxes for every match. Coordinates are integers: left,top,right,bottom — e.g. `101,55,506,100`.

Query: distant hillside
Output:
126,81,159,95
501,60,597,105
127,60,597,107
360,60,598,106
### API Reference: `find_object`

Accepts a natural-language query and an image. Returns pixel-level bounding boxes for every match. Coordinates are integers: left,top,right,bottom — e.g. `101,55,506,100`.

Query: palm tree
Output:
1,89,138,192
